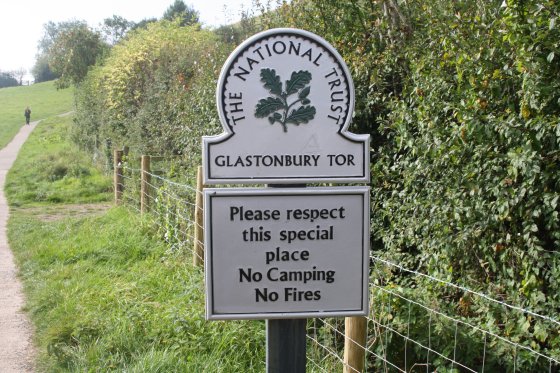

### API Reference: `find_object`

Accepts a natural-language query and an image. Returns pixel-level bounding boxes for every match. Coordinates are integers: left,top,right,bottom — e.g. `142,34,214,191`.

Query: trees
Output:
37,20,86,56
32,55,59,83
74,20,228,158
34,20,104,86
101,15,134,45
12,68,26,85
224,0,560,370
33,20,85,84
0,71,18,88
47,22,107,88
163,0,199,26
71,1,560,369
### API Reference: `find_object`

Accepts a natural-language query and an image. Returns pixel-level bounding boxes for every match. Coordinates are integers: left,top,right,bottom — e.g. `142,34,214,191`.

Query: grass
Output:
6,114,267,371
0,80,73,150
5,115,111,207
8,208,266,371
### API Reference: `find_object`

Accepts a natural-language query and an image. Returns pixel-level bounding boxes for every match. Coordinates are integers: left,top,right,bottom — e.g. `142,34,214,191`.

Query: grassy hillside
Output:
4,115,111,207
0,81,73,149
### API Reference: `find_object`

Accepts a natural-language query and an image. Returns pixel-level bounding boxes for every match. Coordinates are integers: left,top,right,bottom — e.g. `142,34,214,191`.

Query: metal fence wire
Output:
117,162,560,373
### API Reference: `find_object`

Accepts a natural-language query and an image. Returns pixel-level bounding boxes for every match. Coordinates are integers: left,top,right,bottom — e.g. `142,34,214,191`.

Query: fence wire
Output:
116,163,560,372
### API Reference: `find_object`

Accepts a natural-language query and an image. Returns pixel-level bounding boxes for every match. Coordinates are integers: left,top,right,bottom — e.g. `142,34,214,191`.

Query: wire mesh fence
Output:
116,158,560,372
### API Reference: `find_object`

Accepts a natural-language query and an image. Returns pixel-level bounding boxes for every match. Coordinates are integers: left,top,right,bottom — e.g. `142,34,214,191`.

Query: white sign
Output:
203,28,370,184
204,187,370,320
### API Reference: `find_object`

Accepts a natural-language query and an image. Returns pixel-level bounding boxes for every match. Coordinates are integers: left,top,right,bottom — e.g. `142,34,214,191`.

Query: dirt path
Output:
0,121,39,373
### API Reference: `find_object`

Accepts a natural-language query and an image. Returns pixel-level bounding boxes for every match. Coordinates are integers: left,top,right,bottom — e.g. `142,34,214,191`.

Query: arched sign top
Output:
203,28,370,185
217,28,355,134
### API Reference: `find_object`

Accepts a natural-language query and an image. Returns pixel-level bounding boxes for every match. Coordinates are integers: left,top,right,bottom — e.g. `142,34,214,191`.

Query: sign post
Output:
203,28,370,372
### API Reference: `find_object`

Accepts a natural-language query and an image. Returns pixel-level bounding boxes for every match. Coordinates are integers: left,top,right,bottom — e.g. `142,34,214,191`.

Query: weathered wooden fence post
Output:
193,165,204,267
343,316,367,373
141,155,151,214
114,149,123,205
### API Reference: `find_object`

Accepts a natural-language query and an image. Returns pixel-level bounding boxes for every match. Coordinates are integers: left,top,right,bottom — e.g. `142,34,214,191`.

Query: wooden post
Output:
141,155,151,214
264,185,307,373
193,166,204,267
266,319,306,373
343,316,367,373
114,149,123,205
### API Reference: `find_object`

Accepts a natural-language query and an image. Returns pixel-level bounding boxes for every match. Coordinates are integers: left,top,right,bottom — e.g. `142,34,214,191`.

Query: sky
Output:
0,0,255,78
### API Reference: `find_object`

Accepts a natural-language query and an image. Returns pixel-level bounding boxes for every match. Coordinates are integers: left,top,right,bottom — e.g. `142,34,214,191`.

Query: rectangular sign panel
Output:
204,187,370,320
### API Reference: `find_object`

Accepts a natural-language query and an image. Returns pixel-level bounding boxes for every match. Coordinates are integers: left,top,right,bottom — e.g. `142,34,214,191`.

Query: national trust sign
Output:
203,29,370,320
203,28,370,184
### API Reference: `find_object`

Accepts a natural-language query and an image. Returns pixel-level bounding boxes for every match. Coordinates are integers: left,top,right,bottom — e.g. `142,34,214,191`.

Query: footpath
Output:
0,121,38,372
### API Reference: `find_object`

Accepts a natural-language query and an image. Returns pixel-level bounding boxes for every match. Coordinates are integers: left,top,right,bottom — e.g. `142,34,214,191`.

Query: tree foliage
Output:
47,22,107,88
72,0,560,370
74,20,228,165
101,15,135,45
163,0,199,26
32,54,59,83
37,20,86,56
252,0,560,370
0,71,19,88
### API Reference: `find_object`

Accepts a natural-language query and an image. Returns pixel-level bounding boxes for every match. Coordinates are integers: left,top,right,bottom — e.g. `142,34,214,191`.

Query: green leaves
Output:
286,106,316,125
285,70,312,95
255,97,284,117
260,68,282,96
254,68,316,132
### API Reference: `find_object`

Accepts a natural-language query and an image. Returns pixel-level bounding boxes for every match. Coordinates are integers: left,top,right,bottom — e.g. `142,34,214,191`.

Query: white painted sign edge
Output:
203,186,371,320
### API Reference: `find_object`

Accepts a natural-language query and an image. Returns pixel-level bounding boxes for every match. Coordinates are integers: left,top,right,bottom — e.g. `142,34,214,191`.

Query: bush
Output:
73,0,560,370
256,0,560,370
74,20,230,171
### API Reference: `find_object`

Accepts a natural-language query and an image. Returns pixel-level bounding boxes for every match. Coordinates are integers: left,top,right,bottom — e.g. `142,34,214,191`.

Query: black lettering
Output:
215,155,225,167
284,287,320,302
230,101,243,113
231,116,245,125
256,288,278,302
253,47,265,60
331,104,343,113
325,67,339,78
230,206,240,220
328,114,342,125
273,41,286,54
265,43,273,57
301,47,312,61
289,41,301,55
242,226,271,242
234,66,250,81
313,52,323,66
247,57,260,70
239,268,262,282
331,90,344,102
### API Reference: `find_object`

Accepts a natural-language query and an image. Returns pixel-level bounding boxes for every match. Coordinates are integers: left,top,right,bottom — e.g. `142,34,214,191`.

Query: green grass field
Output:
0,80,73,149
4,115,111,207
6,115,266,371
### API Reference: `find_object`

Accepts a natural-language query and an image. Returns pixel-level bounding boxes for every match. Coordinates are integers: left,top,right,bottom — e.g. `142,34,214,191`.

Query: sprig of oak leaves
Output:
255,68,316,132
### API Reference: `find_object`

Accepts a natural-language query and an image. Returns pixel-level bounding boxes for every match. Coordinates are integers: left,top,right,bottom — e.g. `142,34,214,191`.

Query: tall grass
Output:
8,208,266,371
4,115,111,207
6,114,266,371
0,80,73,149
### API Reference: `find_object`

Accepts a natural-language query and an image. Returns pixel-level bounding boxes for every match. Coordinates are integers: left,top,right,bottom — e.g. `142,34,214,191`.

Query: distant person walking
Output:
24,107,31,125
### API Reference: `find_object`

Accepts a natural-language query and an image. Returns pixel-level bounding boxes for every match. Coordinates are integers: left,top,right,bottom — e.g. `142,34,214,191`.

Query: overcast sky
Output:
0,0,255,77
